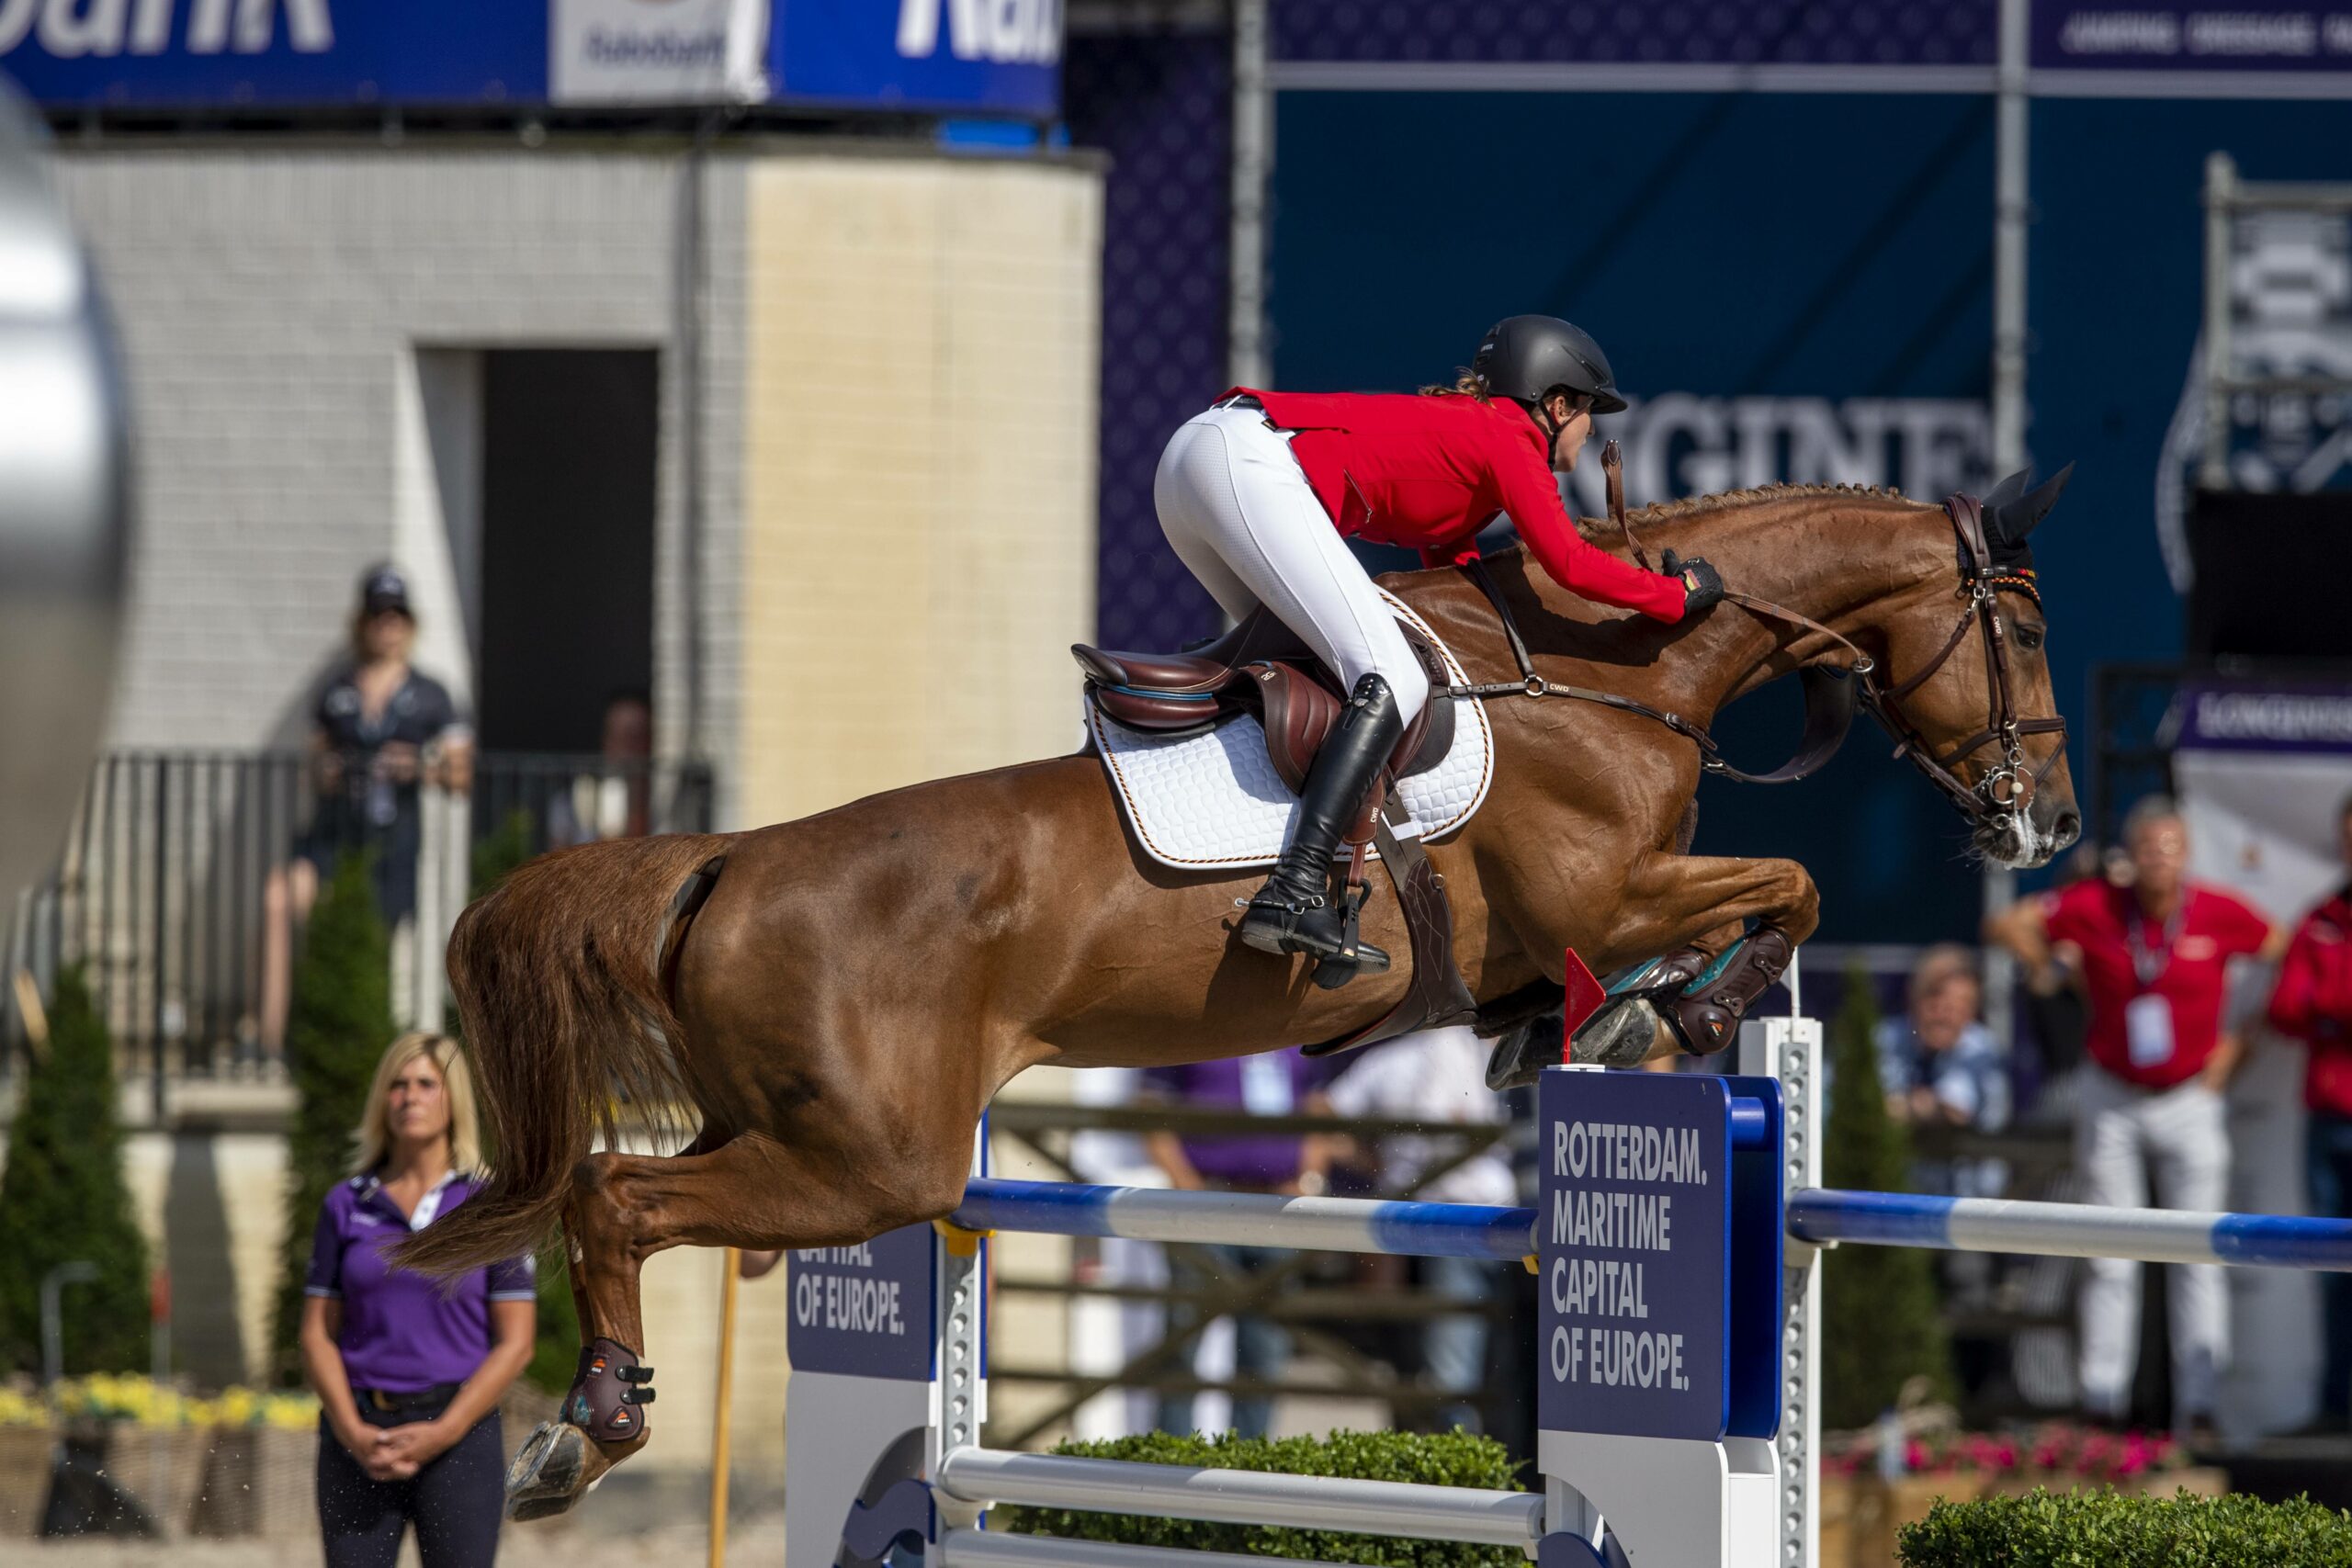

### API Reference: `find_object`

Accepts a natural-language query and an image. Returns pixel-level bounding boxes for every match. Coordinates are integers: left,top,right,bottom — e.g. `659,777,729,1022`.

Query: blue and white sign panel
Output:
550,0,764,106
769,0,1058,118
786,1221,938,1382
1538,1070,1734,1442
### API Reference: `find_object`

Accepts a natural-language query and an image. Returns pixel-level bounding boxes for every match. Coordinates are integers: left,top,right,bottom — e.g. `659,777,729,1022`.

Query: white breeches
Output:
2073,1068,2232,1421
1152,405,1430,727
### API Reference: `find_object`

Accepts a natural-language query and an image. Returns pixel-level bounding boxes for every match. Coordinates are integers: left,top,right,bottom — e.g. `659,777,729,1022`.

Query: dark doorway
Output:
476,350,658,753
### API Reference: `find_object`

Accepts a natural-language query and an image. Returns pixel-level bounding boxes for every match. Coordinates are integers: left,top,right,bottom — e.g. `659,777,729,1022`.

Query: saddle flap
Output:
1247,660,1337,795
1250,622,1454,797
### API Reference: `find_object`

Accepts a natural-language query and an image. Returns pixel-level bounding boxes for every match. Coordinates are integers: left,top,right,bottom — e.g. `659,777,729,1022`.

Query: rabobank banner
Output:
0,0,1057,115
0,0,548,107
550,0,766,106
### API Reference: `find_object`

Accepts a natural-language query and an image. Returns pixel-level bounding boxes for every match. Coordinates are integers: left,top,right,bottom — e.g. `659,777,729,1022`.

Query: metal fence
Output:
2,750,715,1114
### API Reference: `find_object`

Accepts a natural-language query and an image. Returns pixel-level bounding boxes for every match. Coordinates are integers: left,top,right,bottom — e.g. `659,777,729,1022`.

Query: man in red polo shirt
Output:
2264,793,2352,1431
2005,795,2278,1437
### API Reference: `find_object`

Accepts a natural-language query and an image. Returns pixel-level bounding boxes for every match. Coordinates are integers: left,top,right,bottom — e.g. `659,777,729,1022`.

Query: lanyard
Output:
2125,899,2187,989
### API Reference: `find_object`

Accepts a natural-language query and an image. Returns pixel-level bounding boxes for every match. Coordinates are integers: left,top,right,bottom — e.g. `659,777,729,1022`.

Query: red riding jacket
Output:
2267,887,2352,1117
1230,387,1689,623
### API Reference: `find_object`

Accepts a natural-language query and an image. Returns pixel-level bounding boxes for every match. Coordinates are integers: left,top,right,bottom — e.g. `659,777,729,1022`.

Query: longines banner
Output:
2035,4,2352,73
0,0,1059,114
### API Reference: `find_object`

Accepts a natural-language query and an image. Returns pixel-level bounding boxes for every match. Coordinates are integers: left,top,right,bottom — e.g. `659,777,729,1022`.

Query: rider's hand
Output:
1661,549,1725,615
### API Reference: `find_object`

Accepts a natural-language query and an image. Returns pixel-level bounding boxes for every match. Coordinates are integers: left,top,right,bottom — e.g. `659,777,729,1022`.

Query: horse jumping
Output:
395,478,2081,1517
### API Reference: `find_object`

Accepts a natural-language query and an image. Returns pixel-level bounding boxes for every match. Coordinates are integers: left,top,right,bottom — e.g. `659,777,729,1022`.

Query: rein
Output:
1451,491,2064,828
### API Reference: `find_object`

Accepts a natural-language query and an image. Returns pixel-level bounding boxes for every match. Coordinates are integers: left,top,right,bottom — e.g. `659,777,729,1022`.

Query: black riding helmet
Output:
1472,315,1628,417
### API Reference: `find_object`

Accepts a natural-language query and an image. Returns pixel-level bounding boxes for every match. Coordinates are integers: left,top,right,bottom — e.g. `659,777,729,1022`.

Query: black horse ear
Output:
1982,467,2031,514
1989,461,2073,544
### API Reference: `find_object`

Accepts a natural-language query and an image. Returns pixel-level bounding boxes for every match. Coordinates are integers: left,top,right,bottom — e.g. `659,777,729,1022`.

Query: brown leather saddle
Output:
1074,606,1455,834
1073,607,1478,1055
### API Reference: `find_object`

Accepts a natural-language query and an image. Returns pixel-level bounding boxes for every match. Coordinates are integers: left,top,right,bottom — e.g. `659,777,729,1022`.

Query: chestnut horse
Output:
399,480,2079,1516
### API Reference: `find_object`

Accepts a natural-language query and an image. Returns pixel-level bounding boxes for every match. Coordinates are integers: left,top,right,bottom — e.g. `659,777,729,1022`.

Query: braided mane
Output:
1574,481,1925,544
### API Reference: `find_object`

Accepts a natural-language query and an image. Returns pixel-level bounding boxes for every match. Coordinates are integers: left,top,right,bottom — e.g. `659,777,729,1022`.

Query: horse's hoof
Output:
1569,998,1666,1067
504,1421,590,1520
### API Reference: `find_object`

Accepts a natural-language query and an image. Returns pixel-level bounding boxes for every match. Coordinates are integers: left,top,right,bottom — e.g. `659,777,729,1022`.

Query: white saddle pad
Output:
1087,592,1496,873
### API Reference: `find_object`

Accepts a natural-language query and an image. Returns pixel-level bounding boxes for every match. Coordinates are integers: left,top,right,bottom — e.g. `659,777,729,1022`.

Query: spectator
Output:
1142,1049,1330,1438
300,1032,535,1567
548,689,653,846
1999,795,2278,1438
2264,791,2352,1431
1874,944,2010,1197
1986,843,2125,1089
1320,1025,1513,1432
260,566,470,1052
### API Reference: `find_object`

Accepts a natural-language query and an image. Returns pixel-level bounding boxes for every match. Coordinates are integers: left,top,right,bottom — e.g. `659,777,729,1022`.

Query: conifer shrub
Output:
268,852,396,1382
1820,963,1953,1427
0,966,151,1376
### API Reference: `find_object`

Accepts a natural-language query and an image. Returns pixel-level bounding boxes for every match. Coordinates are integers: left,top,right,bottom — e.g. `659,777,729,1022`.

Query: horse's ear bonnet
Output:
1980,462,2073,570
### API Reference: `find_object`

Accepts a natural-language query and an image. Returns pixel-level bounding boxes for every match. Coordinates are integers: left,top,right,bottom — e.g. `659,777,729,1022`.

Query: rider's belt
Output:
359,1382,461,1414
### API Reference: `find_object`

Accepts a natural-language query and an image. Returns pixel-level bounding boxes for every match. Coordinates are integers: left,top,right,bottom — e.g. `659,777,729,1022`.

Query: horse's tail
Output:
395,831,732,1280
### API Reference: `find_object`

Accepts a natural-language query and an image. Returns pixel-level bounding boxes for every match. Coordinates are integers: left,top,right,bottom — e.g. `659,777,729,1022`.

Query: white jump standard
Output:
786,1018,2352,1568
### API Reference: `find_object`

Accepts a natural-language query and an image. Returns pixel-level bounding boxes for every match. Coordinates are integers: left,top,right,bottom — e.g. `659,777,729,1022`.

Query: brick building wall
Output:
51,145,720,762
51,141,1101,837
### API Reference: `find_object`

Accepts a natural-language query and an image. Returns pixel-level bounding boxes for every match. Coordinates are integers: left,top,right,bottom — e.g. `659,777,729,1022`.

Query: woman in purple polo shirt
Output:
300,1032,537,1566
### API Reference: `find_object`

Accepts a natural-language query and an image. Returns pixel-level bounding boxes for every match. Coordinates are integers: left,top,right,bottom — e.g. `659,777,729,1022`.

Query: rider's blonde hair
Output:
350,1032,482,1176
1419,370,1493,400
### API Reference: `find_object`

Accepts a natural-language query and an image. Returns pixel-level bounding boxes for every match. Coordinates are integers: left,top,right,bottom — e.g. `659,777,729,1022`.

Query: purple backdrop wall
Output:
1064,28,1232,649
1270,1,1996,66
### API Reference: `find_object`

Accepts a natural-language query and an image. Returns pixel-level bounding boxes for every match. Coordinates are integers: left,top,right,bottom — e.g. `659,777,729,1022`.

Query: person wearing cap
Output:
1152,317,1724,984
260,566,470,1053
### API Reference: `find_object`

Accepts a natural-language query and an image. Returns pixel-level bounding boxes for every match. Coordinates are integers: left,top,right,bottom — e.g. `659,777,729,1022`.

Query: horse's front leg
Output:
1599,849,1818,1058
1489,852,1817,1089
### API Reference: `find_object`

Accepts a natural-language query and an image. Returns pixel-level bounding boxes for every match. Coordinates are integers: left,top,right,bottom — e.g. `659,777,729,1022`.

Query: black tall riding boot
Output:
1238,672,1405,978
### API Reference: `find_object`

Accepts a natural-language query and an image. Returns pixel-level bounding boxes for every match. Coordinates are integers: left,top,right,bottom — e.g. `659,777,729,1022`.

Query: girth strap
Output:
1301,793,1478,1058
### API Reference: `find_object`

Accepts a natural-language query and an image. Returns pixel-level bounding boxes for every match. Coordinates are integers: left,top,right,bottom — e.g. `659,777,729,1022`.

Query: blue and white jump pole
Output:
784,1019,2352,1568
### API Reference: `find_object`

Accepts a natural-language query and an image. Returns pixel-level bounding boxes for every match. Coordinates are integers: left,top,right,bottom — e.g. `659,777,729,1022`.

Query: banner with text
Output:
2035,4,2352,72
786,1222,938,1382
0,0,1058,115
769,0,1058,117
1537,1070,1734,1442
550,0,766,106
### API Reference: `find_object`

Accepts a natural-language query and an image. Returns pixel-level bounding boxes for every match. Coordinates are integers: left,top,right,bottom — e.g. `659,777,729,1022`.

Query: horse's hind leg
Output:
508,1128,974,1520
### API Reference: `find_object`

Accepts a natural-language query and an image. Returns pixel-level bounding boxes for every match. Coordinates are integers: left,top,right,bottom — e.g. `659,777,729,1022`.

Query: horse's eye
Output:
2015,626,2045,652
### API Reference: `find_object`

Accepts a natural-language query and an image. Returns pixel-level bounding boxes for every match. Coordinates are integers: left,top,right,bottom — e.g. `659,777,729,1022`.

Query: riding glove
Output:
1662,549,1724,615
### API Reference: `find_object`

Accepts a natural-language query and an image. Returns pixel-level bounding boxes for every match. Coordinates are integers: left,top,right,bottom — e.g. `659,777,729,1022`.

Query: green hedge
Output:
991,1430,1523,1566
1900,1488,2352,1567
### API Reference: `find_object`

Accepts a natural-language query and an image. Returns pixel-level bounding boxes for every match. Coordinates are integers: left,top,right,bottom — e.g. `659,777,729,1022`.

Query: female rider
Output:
1155,315,1726,983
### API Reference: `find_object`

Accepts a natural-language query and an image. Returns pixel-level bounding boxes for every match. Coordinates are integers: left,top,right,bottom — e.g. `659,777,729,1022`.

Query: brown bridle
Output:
1858,493,2067,829
1455,490,2065,836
